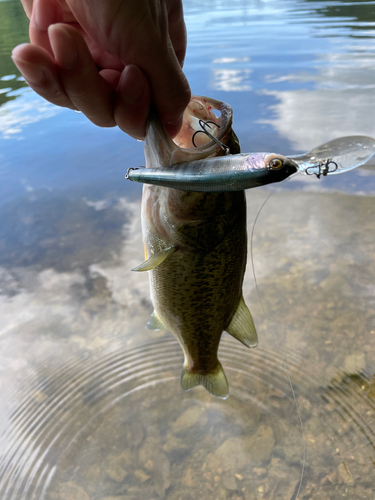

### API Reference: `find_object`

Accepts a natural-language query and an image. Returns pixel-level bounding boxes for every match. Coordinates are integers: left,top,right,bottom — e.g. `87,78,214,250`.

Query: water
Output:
1,0,375,498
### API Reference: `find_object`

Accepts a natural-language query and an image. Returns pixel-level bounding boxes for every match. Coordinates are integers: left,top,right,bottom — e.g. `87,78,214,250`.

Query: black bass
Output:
133,96,258,399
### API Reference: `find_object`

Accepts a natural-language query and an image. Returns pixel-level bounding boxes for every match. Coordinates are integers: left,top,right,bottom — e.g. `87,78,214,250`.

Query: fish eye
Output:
269,158,284,170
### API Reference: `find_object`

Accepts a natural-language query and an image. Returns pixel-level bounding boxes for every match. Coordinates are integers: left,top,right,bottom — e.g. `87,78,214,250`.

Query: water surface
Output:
1,1,375,499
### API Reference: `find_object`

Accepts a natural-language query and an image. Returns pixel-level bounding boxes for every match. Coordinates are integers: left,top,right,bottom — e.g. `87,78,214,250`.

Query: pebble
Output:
338,462,354,485
344,352,366,373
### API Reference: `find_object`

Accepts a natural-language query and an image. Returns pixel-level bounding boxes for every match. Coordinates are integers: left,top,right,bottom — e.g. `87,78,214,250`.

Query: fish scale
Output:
133,96,258,398
149,202,247,374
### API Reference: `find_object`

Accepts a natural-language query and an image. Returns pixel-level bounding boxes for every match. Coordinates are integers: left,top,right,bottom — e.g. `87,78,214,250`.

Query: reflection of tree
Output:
302,0,375,36
0,1,29,108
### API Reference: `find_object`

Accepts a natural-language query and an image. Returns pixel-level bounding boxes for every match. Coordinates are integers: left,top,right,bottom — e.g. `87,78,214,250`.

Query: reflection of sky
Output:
0,85,143,207
0,87,64,139
259,42,375,151
1,0,375,205
211,69,252,91
1,4,375,493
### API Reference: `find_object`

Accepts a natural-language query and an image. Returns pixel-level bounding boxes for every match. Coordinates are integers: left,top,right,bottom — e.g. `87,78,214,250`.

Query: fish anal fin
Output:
146,311,166,331
226,295,258,348
131,245,177,272
181,361,229,399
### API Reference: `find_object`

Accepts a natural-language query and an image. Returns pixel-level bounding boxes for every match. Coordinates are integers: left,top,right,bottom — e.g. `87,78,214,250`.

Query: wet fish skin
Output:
136,96,258,398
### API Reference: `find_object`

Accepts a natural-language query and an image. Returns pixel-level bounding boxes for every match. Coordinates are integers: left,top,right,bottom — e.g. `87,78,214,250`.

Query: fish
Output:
132,96,259,399
128,96,375,400
131,97,375,400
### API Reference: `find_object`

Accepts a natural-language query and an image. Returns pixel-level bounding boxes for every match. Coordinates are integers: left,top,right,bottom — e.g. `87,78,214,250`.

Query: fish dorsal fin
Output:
180,361,229,399
226,295,258,348
146,311,166,331
131,245,177,272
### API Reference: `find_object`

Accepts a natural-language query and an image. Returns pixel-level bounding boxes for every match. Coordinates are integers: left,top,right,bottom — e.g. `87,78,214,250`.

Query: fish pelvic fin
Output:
226,295,258,348
131,245,177,272
181,361,229,399
146,311,166,331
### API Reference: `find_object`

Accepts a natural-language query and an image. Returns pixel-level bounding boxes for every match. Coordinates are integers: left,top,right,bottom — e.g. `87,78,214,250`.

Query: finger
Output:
141,4,191,137
11,43,75,109
29,0,63,56
85,38,125,72
30,0,124,73
20,0,33,19
114,64,151,140
148,54,191,138
167,0,187,67
48,24,116,128
99,69,121,89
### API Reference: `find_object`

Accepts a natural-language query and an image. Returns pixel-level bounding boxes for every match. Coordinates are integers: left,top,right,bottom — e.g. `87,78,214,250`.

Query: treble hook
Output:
305,158,338,179
192,119,231,155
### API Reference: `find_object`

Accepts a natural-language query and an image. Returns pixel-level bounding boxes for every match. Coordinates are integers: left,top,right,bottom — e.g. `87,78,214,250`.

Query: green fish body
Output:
135,96,258,398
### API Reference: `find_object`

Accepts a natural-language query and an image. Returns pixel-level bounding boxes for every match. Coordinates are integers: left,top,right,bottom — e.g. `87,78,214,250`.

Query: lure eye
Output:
269,158,284,170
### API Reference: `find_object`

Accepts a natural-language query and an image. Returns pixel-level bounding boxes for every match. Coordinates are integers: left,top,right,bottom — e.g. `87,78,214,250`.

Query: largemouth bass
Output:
134,96,259,399
129,101,375,400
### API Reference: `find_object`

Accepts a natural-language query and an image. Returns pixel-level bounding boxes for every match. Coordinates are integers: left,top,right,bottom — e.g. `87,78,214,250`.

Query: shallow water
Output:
1,0,375,499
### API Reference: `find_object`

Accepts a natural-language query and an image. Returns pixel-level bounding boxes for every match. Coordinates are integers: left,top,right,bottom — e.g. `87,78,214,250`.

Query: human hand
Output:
12,0,191,139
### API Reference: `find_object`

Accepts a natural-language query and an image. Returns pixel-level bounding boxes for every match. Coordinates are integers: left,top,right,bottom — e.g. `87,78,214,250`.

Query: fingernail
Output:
11,55,45,85
48,25,78,69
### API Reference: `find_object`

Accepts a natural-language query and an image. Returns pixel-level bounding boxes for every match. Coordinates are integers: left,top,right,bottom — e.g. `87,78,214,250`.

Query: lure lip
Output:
290,135,375,177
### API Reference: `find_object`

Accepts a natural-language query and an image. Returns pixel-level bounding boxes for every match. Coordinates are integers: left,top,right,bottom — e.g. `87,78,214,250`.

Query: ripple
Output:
0,337,374,499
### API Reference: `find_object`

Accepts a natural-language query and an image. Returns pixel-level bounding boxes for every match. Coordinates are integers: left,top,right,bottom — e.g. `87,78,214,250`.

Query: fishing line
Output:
250,172,306,498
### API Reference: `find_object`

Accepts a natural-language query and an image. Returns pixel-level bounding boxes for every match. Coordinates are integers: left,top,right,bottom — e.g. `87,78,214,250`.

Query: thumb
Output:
149,54,191,138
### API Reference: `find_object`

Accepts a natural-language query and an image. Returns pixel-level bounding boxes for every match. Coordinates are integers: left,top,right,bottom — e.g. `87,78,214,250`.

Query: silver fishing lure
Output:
126,132,375,193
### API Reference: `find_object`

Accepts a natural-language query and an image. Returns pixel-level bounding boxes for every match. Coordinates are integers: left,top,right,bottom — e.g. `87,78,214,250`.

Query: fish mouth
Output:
144,95,241,168
173,95,241,155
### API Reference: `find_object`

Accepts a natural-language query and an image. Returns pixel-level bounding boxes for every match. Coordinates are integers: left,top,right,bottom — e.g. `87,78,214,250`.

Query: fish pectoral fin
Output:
131,245,177,272
146,311,166,331
180,361,229,399
226,295,258,348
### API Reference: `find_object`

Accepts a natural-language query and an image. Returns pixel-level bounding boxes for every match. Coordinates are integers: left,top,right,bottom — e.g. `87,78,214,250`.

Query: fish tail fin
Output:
180,361,229,399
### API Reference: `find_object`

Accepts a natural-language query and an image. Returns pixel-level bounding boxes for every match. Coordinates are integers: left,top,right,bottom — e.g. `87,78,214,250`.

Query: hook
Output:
305,158,338,179
192,119,230,155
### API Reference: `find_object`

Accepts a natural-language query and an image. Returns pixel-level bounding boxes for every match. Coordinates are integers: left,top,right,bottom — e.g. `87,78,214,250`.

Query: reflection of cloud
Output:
211,69,252,91
0,87,63,139
258,88,375,151
212,57,250,64
90,198,150,308
83,198,111,211
0,75,16,81
0,198,151,345
260,50,375,151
